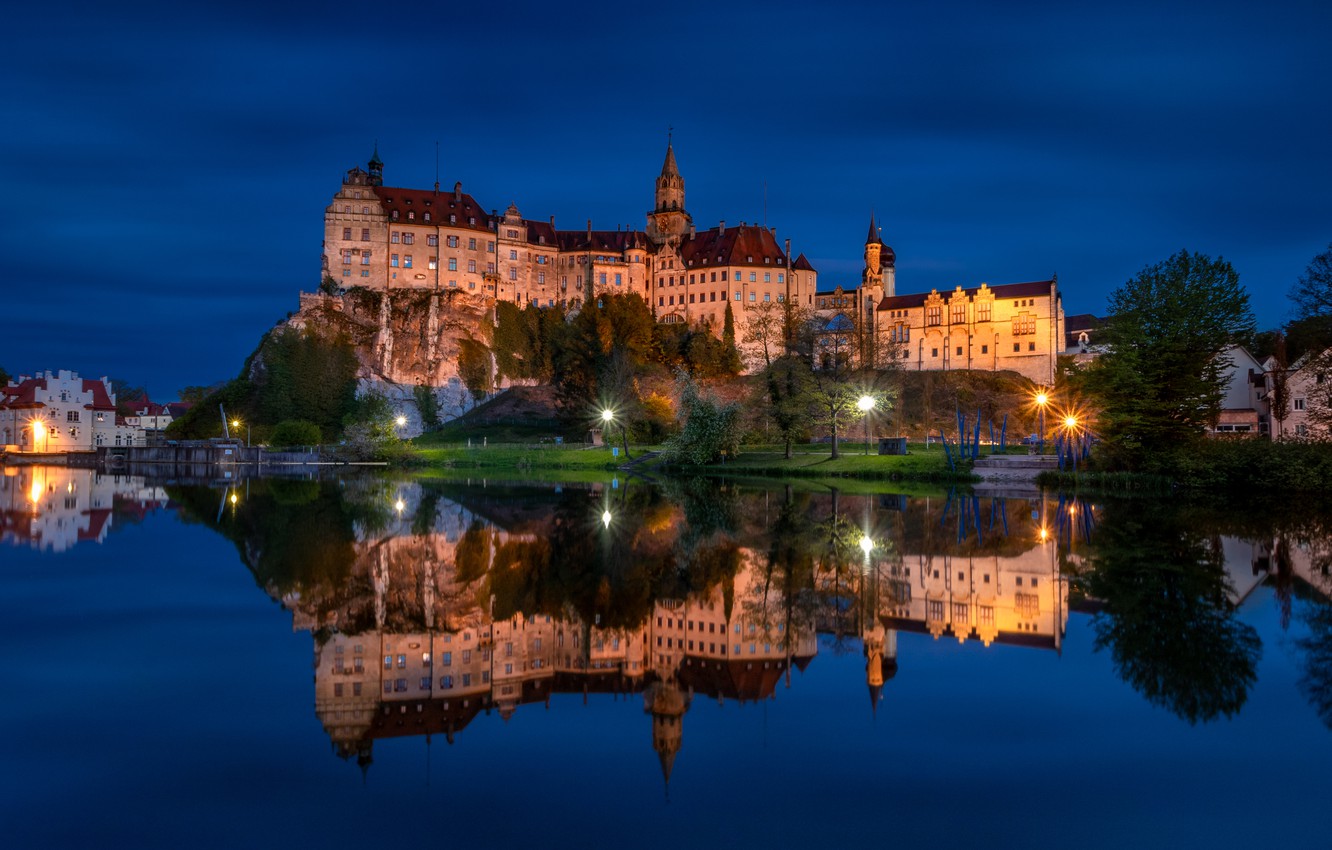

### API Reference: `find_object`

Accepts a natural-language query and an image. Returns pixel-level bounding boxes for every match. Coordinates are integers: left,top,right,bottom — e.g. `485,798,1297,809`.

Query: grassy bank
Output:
404,439,974,483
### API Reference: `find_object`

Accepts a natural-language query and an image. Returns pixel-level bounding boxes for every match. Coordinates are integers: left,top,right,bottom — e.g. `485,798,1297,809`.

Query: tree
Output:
0,365,9,386
761,354,814,459
1084,250,1255,467
414,382,442,431
456,337,493,408
1268,332,1291,439
743,299,783,368
720,301,743,374
270,419,322,446
662,371,743,465
1290,243,1332,325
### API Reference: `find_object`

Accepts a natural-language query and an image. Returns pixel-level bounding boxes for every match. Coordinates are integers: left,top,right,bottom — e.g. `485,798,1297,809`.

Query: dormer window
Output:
747,256,753,262
408,211,415,221
391,210,399,220
424,212,431,222
469,217,476,225
450,215,457,223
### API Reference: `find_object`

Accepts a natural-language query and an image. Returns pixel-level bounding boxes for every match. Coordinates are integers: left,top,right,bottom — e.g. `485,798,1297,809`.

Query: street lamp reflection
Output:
601,510,612,529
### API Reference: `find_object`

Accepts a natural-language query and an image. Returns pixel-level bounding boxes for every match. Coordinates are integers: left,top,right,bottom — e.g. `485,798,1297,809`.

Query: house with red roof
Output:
1,370,143,452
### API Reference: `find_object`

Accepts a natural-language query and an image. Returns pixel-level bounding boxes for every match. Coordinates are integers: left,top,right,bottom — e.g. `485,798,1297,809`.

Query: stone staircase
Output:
971,454,1058,481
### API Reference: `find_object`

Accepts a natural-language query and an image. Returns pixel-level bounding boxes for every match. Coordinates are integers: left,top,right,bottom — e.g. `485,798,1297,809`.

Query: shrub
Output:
270,419,322,447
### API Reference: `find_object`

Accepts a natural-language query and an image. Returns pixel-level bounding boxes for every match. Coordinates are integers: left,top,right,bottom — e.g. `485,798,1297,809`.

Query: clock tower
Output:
646,138,692,248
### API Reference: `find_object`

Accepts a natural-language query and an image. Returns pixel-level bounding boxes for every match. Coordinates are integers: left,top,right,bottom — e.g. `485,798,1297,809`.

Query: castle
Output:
322,143,1064,384
322,142,820,339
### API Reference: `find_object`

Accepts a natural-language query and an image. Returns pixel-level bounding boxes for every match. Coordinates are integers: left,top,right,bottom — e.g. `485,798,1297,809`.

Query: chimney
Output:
718,220,725,232
549,215,555,227
453,182,462,201
587,219,592,240
689,225,696,238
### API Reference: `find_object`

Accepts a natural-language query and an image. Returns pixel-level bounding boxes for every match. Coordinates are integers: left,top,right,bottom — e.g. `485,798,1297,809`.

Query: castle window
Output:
341,249,351,265
926,306,942,326
391,210,399,220
509,250,517,260
487,241,495,253
468,238,477,250
403,233,414,245
361,251,371,265
722,271,728,281
1029,342,1036,351
615,273,622,286
932,348,939,357
489,263,496,274
951,303,965,323
659,297,665,306
469,217,476,225
429,257,438,270
764,293,771,302
448,259,457,271
507,229,518,238
342,227,351,240
510,268,517,280
450,215,457,223
1013,343,1020,352
710,291,716,301
690,294,695,303
444,236,455,247
765,272,771,282
391,232,400,244
735,291,741,300
361,228,370,241
777,273,785,283
468,260,476,273
956,346,962,356
538,271,545,284
749,272,757,282
978,302,991,322
390,254,399,267
424,212,431,222
749,292,756,301
362,206,369,214
469,281,476,289
981,344,988,353
599,272,607,286
403,255,412,268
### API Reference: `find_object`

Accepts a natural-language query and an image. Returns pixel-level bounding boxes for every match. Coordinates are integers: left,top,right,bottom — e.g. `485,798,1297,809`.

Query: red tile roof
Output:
877,279,1055,312
679,224,803,270
553,229,648,253
81,379,116,411
1,378,46,409
373,185,491,232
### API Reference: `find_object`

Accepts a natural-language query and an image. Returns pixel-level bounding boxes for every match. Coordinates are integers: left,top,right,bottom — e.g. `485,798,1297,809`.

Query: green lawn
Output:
404,439,974,483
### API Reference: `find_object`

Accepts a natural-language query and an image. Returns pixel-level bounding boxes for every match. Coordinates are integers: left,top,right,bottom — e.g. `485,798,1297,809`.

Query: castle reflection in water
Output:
259,481,1082,780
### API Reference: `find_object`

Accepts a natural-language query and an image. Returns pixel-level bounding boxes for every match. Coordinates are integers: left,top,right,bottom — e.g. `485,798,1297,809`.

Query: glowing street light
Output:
601,409,614,424
30,418,47,453
395,415,407,428
601,509,612,529
394,498,406,514
857,395,875,456
231,418,250,448
859,534,873,556
1034,390,1050,453
229,492,238,506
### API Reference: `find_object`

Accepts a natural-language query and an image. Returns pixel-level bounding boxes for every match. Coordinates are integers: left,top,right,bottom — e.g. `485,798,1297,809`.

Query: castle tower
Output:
644,678,690,788
368,143,383,186
646,138,692,247
862,213,896,298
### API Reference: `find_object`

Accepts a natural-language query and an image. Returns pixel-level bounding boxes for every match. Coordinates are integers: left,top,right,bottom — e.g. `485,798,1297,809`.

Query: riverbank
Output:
405,440,979,483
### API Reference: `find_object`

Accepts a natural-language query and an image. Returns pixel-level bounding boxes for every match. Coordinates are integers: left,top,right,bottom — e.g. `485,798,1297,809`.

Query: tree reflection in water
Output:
1079,501,1261,725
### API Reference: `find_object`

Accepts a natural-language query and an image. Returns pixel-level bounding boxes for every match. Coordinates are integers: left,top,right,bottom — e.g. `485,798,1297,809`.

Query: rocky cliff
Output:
287,287,494,428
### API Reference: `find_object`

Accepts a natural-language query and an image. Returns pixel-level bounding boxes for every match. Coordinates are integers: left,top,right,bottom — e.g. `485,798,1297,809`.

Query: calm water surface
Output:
2,466,1330,848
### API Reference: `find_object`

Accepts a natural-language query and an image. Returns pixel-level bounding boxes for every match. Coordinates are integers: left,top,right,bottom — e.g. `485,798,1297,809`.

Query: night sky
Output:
5,0,1330,397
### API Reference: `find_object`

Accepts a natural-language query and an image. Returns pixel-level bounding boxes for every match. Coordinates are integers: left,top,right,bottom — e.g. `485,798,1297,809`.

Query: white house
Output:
0,370,143,452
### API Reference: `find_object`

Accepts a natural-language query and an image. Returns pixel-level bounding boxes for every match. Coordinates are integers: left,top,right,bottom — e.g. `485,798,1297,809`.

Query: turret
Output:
647,136,693,248
368,143,383,186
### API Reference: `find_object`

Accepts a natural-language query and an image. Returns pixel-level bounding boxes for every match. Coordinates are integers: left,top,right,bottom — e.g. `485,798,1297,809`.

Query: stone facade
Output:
876,278,1066,385
0,370,142,451
320,143,819,347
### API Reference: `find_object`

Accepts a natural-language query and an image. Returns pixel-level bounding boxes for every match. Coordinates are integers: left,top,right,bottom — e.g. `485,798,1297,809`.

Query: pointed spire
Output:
866,212,878,244
661,134,679,178
369,141,383,167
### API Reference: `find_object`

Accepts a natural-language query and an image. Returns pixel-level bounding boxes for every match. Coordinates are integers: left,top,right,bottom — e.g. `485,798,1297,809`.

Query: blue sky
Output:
4,0,1330,395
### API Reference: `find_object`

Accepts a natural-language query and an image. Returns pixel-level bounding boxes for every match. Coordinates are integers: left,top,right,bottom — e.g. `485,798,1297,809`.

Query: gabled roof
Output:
1,377,46,409
554,229,648,253
373,185,491,232
82,380,116,410
793,253,815,272
877,279,1055,312
678,224,808,270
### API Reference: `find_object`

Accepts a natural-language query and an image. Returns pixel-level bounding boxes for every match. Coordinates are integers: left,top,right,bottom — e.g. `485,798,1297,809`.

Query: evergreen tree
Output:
721,301,743,374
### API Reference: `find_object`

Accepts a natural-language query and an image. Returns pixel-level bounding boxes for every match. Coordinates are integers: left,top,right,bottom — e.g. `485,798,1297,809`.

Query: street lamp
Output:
859,534,873,556
1034,390,1050,454
231,418,249,448
31,418,47,453
395,415,407,428
601,509,612,529
857,395,875,456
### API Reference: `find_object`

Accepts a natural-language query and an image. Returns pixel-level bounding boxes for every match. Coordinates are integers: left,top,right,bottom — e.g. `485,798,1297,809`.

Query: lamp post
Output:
231,418,249,448
31,418,47,453
1063,414,1080,472
857,395,875,456
1034,391,1049,454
